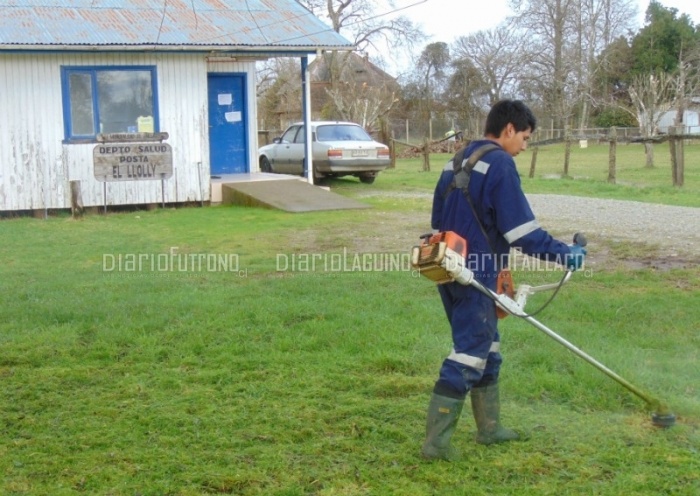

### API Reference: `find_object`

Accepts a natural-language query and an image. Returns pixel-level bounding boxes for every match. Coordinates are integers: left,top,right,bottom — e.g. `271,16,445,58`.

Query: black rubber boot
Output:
421,393,465,461
470,383,520,445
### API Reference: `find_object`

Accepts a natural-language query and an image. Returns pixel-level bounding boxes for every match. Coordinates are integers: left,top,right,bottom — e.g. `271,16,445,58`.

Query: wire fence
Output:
259,118,700,147
386,118,645,145
388,124,695,187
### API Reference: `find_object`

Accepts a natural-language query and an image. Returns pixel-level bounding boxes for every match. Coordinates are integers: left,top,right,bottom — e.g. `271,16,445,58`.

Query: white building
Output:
0,1,353,212
656,109,700,135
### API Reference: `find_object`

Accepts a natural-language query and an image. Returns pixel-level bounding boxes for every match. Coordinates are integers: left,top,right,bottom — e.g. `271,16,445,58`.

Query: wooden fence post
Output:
563,125,571,177
389,139,396,169
675,129,685,187
70,180,84,217
608,127,617,184
422,137,430,171
529,146,539,178
669,126,677,185
669,126,685,187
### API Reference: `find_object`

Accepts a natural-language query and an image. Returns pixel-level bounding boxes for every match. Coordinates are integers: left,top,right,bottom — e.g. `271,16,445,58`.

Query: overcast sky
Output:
404,0,700,42
384,0,700,73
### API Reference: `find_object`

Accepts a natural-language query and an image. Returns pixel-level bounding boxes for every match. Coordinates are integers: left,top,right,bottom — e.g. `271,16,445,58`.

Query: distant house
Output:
270,52,400,131
0,0,353,212
656,109,700,134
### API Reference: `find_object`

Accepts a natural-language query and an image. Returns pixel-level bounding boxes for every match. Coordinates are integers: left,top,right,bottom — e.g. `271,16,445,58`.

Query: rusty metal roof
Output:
0,0,354,52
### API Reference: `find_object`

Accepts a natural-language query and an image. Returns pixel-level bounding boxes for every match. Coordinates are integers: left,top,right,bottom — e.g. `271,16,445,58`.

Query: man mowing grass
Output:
422,99,587,461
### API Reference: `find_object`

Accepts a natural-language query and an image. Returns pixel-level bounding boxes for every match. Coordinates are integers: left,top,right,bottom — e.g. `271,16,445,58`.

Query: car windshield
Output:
316,124,372,142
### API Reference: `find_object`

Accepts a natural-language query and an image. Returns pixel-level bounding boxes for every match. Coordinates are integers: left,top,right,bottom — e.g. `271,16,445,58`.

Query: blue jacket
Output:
431,139,571,290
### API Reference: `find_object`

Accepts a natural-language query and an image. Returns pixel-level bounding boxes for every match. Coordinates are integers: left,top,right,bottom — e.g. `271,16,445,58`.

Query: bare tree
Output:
444,59,491,135
299,0,425,86
256,59,303,131
451,22,524,105
258,1,423,130
510,0,637,129
325,81,399,131
574,0,638,130
415,42,451,119
627,72,676,167
510,0,578,129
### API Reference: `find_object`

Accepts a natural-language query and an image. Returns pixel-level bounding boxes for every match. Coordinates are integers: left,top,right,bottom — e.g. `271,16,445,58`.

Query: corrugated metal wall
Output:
0,53,66,211
0,52,259,211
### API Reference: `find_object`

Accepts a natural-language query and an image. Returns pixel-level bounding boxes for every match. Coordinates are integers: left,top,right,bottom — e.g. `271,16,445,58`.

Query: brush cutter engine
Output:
410,231,472,285
411,231,520,316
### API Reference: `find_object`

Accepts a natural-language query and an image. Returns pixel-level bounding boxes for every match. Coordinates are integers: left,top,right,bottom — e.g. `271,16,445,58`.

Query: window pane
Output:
96,71,154,133
281,125,299,143
68,73,95,135
317,125,371,142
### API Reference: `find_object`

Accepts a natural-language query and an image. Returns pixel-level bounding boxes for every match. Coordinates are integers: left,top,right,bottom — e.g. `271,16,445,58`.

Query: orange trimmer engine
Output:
410,231,468,284
411,231,513,319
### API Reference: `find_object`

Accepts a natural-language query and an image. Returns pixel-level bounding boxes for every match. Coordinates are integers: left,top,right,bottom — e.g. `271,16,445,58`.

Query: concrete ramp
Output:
221,179,370,212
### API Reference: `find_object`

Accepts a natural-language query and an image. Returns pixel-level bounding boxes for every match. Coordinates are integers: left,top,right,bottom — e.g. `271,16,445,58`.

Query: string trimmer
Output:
411,231,676,428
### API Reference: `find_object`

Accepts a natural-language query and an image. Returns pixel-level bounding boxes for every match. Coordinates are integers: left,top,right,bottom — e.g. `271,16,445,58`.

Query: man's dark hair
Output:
484,99,537,137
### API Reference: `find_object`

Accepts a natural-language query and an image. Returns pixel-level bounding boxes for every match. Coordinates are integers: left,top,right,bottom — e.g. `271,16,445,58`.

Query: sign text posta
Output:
94,142,173,181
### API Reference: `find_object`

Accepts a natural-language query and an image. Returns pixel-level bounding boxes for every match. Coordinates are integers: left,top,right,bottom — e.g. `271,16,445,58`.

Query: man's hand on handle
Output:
566,232,587,271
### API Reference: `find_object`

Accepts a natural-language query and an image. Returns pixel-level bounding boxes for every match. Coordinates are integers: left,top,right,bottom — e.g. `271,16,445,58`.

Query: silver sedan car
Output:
258,121,391,183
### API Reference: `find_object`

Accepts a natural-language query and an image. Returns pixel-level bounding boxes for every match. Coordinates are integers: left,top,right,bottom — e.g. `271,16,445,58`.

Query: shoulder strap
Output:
444,143,499,197
458,143,500,173
444,143,500,254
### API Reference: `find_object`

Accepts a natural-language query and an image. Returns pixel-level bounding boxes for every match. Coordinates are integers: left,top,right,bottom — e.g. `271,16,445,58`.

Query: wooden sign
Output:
93,142,173,182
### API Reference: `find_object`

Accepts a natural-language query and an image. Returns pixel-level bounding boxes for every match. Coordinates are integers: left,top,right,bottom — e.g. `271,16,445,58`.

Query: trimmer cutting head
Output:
651,411,676,428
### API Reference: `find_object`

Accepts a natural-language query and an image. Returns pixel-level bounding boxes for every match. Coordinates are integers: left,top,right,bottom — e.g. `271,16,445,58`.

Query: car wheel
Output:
359,174,376,184
260,156,272,173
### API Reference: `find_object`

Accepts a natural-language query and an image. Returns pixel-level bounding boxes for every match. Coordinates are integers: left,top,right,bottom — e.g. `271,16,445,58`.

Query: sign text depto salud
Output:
93,142,173,182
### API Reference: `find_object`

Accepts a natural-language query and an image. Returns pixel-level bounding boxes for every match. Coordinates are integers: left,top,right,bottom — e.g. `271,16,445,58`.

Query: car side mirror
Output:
273,137,282,144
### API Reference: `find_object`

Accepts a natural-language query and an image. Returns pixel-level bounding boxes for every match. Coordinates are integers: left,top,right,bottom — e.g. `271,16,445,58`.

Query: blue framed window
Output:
61,66,159,142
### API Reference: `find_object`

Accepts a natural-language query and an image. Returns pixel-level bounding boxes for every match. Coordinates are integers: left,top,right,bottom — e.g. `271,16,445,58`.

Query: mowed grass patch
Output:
1,205,698,495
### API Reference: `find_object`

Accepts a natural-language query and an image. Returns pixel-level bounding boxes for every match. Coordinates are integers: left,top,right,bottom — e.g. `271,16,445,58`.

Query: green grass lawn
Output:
1,154,699,495
359,141,700,208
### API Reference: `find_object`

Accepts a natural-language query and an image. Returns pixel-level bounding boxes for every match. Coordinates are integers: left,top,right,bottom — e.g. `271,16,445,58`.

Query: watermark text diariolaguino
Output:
276,248,416,274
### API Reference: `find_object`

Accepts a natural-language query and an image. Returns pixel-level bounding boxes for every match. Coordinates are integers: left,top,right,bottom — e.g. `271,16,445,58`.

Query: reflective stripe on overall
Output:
437,282,502,395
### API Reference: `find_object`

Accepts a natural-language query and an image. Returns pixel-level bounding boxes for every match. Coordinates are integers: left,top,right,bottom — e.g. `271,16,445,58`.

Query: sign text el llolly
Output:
94,142,173,182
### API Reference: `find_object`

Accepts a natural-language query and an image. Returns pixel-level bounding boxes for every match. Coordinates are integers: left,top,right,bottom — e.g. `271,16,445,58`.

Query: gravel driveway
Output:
527,194,700,258
355,191,700,263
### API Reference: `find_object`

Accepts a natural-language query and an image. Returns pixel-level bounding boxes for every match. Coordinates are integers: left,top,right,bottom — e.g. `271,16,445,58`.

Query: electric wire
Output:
27,1,427,49
244,0,270,44
155,0,168,46
190,0,199,31
195,0,427,46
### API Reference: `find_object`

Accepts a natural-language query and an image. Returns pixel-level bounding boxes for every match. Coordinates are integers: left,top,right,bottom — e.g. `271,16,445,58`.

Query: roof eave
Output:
0,44,356,54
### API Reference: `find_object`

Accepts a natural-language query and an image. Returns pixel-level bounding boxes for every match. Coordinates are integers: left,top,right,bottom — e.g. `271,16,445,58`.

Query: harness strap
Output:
443,143,500,254
443,143,499,199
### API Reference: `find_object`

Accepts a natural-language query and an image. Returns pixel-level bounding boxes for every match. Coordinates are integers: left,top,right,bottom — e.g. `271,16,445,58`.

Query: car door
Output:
271,125,301,174
288,125,307,175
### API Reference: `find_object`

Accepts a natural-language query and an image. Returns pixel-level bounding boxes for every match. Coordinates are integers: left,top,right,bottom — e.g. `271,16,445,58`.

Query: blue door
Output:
208,74,248,175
